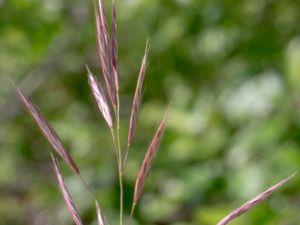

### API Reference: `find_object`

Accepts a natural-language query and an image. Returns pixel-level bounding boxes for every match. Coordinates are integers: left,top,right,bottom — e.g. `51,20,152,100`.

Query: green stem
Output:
119,170,124,225
128,202,136,225
114,90,123,225
79,174,96,200
122,144,130,172
110,128,120,165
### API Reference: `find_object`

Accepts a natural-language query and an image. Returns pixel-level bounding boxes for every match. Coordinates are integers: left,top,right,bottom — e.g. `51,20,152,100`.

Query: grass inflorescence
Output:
14,0,295,225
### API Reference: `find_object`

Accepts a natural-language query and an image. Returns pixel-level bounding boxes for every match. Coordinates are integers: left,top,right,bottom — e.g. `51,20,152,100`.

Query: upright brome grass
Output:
15,0,295,225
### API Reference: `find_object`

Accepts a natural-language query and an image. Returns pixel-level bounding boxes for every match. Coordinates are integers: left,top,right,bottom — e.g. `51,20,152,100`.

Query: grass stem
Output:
128,202,136,225
122,145,129,172
114,90,124,225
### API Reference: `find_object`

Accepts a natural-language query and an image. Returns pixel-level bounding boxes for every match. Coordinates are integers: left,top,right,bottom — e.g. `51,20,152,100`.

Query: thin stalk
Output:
115,96,122,169
128,202,136,225
79,174,97,200
118,169,124,225
122,145,129,172
110,125,123,225
110,128,120,165
114,88,124,225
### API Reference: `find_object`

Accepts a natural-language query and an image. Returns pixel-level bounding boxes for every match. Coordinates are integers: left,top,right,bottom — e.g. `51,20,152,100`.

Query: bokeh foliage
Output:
1,0,300,224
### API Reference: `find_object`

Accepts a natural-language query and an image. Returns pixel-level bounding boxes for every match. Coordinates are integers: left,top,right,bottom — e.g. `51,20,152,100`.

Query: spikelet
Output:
133,108,169,204
216,173,295,225
87,65,113,128
111,0,119,93
127,42,149,147
51,155,83,225
96,201,105,225
94,0,116,106
16,87,80,175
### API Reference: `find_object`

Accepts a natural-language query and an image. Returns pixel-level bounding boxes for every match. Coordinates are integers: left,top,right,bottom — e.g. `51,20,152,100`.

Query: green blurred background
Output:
1,0,300,224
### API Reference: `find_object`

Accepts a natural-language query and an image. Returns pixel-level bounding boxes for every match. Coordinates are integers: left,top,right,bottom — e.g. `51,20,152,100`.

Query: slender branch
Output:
110,128,120,165
128,202,136,225
117,102,124,225
79,174,97,200
110,125,123,225
113,88,124,225
122,144,130,171
119,169,124,225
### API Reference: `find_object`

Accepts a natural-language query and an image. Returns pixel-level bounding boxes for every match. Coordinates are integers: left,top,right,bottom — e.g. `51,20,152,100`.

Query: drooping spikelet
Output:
51,155,83,225
96,200,105,225
216,173,295,225
16,87,80,175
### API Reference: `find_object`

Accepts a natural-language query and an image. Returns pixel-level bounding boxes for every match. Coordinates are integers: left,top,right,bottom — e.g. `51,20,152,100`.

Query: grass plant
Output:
14,0,295,224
